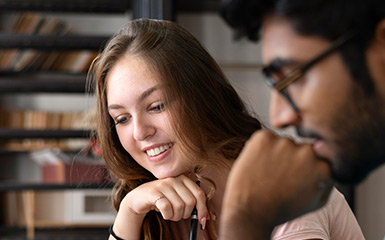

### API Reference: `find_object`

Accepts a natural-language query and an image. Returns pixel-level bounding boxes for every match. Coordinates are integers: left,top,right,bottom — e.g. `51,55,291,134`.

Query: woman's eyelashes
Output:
149,102,165,112
115,115,130,125
114,102,165,126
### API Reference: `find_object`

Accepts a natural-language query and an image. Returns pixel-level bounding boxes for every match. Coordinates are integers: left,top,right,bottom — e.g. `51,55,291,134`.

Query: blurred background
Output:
0,0,383,239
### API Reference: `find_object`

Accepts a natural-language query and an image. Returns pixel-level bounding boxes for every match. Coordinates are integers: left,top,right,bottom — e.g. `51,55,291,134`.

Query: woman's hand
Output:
123,175,208,224
111,175,208,239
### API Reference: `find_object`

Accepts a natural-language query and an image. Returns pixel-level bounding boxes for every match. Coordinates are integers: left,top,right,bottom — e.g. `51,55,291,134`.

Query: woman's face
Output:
106,55,191,179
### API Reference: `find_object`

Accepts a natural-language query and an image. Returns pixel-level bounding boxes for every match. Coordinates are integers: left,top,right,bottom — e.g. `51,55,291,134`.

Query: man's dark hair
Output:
221,0,385,94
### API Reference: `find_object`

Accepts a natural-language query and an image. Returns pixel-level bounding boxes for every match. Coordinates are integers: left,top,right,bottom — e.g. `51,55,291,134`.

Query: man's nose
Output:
269,91,301,129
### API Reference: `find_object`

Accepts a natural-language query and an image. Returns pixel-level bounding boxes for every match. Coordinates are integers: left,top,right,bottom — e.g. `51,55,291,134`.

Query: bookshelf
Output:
0,0,119,183
0,1,131,239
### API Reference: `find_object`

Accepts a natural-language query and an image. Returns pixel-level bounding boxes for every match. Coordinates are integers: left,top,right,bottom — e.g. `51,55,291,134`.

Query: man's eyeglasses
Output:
262,30,359,112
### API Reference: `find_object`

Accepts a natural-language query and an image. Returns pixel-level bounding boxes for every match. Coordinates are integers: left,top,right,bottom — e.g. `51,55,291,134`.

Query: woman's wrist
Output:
120,193,148,220
109,224,125,240
112,197,147,239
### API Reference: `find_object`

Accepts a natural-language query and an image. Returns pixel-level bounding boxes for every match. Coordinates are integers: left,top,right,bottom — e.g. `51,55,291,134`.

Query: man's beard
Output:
330,85,385,185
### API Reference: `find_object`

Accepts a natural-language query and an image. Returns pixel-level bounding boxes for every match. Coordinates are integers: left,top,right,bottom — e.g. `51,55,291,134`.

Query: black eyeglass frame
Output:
262,29,360,111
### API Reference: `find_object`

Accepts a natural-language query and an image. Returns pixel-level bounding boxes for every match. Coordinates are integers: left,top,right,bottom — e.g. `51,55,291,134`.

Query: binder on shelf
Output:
42,160,107,184
30,148,109,184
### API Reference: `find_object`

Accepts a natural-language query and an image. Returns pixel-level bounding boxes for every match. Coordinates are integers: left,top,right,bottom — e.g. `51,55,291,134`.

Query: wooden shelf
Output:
0,129,91,139
0,0,222,14
0,72,87,93
0,0,131,13
0,181,113,191
0,226,109,239
0,34,109,51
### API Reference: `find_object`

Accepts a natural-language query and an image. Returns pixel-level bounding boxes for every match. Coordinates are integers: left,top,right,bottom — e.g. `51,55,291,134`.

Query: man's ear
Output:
371,18,385,92
374,19,385,46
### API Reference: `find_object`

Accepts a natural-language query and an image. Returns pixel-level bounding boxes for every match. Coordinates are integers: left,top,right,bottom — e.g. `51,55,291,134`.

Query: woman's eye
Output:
150,103,165,112
115,116,130,125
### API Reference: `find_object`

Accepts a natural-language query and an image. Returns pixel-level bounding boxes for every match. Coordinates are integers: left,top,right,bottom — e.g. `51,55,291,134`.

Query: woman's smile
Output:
144,143,174,161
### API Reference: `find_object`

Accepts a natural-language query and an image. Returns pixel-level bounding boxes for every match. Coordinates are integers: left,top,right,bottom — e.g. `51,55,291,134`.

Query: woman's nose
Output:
132,115,156,141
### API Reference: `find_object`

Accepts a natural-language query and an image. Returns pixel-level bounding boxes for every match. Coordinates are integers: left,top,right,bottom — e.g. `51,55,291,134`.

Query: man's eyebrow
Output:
268,58,298,69
108,86,159,110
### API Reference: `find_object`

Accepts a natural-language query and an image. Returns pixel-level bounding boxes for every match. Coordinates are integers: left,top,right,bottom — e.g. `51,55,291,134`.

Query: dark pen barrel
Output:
189,214,198,240
189,180,200,240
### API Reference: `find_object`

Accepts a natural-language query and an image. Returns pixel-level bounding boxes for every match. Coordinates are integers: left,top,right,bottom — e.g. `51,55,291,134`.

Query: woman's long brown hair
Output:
87,19,262,239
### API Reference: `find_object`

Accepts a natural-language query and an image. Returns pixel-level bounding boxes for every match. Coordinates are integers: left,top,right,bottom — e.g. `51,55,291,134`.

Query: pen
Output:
189,181,200,240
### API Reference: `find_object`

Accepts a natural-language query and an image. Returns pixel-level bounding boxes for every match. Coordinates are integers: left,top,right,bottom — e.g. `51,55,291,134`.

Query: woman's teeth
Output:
146,143,173,157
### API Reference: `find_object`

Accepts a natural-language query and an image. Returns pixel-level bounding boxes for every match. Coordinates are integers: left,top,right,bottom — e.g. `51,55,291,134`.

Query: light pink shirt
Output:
272,188,365,240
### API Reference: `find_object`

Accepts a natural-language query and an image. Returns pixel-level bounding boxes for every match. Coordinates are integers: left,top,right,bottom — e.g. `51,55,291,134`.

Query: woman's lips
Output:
146,143,173,162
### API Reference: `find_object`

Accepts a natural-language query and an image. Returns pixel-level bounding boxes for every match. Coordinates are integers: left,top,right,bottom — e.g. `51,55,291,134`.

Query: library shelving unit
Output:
0,1,131,239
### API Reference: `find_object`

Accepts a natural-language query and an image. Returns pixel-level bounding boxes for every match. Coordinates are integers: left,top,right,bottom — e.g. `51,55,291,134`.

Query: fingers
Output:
153,192,173,219
151,176,208,223
183,178,209,225
155,180,194,220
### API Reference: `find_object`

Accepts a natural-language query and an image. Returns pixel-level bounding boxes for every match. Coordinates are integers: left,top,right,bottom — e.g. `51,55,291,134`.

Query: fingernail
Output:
200,217,207,230
212,213,217,221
